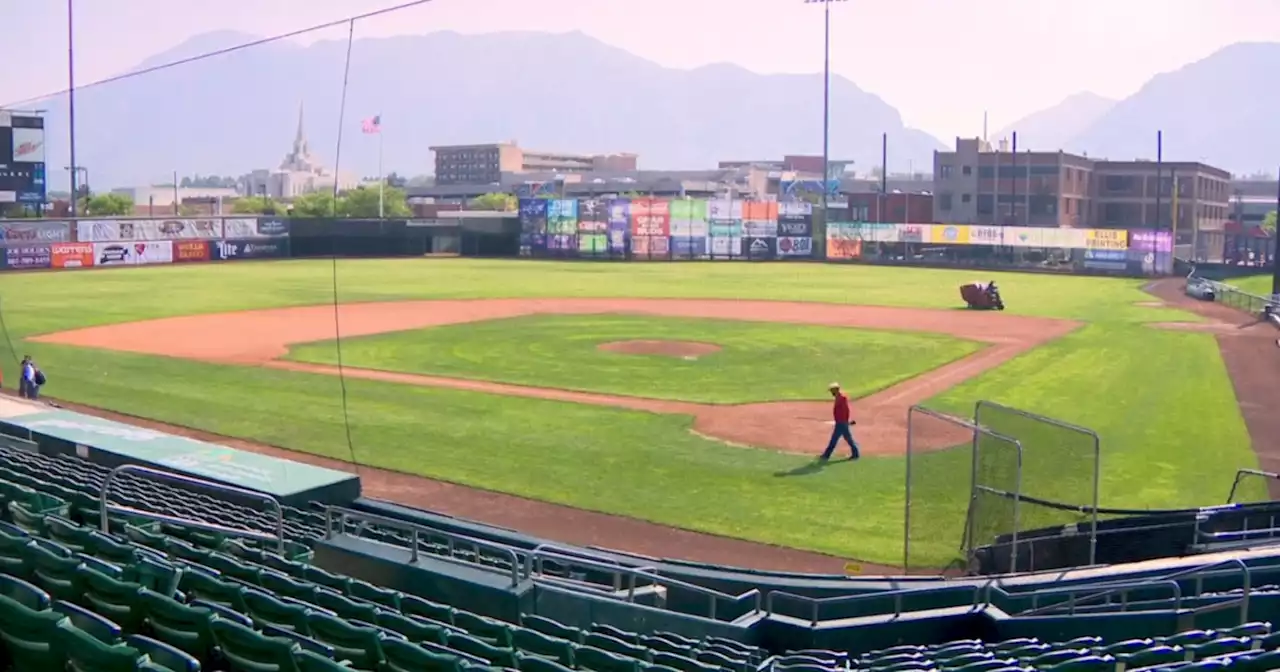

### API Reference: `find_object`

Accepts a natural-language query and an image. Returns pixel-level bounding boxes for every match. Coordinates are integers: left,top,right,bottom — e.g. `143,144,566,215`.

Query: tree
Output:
340,185,410,218
230,196,281,215
468,193,516,211
1264,211,1277,234
78,193,134,216
384,172,408,189
290,191,337,217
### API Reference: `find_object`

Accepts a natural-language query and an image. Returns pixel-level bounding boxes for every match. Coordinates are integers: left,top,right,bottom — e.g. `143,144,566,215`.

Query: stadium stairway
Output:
4,442,1280,667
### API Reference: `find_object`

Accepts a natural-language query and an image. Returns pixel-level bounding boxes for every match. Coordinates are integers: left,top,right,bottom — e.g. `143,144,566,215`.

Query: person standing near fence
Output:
820,383,860,461
18,356,41,400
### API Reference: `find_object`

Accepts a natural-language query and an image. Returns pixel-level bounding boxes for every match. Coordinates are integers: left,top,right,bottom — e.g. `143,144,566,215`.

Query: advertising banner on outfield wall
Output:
671,236,708,259
630,235,670,258
1085,228,1128,250
578,234,608,255
518,199,548,255
0,220,70,246
2,244,51,270
173,240,211,263
77,219,222,242
777,202,812,237
709,236,742,258
547,199,578,235
212,238,289,261
630,199,670,237
226,218,289,238
777,236,813,257
51,242,94,268
577,199,607,235
744,237,777,259
707,199,743,221
94,241,174,266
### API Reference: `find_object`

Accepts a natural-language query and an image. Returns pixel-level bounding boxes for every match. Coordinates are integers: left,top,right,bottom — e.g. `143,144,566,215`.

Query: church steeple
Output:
293,102,308,155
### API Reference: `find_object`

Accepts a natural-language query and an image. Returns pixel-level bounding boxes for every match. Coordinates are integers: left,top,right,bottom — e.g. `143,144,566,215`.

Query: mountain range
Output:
27,33,1280,189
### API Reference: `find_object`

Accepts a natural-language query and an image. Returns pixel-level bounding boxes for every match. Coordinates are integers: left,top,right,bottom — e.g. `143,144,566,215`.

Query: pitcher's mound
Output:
599,340,722,360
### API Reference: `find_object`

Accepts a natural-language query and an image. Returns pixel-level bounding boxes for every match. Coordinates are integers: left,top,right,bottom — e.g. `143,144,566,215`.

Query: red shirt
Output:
832,392,851,424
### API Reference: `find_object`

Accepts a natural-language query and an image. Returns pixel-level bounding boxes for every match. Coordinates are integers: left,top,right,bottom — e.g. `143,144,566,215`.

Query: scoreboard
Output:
0,113,46,204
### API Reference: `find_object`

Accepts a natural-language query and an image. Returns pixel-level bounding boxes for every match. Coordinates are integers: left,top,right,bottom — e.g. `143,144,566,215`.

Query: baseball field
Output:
0,259,1270,570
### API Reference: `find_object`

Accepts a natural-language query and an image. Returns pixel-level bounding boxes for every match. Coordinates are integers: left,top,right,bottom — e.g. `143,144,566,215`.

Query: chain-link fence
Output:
973,401,1101,567
904,405,1023,573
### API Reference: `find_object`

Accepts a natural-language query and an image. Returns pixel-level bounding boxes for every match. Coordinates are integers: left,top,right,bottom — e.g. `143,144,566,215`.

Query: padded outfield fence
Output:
903,402,1102,575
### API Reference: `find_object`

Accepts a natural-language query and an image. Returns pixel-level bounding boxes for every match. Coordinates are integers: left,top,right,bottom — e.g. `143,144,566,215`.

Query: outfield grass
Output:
1234,274,1275,297
285,314,983,404
0,259,1258,565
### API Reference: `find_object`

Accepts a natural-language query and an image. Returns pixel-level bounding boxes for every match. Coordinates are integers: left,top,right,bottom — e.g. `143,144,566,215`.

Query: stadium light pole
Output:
67,0,79,217
804,0,846,226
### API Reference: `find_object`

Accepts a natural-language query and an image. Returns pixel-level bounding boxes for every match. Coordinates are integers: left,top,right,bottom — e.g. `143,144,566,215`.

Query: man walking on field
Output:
820,382,860,461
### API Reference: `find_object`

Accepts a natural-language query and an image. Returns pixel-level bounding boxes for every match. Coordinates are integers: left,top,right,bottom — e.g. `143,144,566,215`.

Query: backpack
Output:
33,369,45,386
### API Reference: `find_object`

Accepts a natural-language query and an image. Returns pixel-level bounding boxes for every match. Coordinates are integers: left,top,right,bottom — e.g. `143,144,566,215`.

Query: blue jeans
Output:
821,422,859,459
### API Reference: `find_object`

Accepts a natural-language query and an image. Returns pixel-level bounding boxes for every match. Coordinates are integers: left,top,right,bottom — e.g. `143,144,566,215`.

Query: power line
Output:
2,0,436,109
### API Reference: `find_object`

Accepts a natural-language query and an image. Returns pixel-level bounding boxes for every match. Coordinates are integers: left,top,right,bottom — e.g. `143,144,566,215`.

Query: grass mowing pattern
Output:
0,260,1260,564
285,314,983,404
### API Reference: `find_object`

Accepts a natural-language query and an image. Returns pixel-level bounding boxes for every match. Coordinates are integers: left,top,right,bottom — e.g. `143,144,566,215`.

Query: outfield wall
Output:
0,207,1183,277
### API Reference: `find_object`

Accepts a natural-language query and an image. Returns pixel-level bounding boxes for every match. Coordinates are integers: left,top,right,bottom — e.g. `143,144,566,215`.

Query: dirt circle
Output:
598,339,722,360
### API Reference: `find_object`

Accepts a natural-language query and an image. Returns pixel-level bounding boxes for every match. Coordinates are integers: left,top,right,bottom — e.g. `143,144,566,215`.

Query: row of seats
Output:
0,481,770,672
0,445,536,579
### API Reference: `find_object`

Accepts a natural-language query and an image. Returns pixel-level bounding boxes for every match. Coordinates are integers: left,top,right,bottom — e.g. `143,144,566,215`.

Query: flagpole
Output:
377,119,384,218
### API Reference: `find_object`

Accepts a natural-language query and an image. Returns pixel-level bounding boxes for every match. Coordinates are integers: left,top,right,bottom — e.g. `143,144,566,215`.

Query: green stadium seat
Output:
9,490,68,534
773,664,836,672
1220,622,1272,640
453,609,512,646
381,638,465,672
944,659,1011,672
521,652,576,672
28,541,86,602
127,634,202,672
125,525,167,552
347,580,399,611
1001,643,1051,660
400,594,455,624
209,618,302,672
1118,645,1186,669
179,568,247,611
695,648,747,672
313,588,378,624
1099,639,1155,656
522,615,581,644
651,650,720,672
584,632,648,661
0,571,50,609
304,611,384,670
137,589,217,659
591,624,637,644
1063,636,1104,649
512,625,576,666
1239,648,1280,671
448,631,519,668
373,610,450,645
574,644,642,672
1024,649,1090,669
260,571,317,603
1190,637,1253,661
301,566,349,594
990,639,1039,653
46,515,94,554
244,589,312,633
638,635,692,657
1162,630,1216,648
0,592,67,669
293,649,352,672
204,552,264,585
56,599,124,644
57,621,147,672
0,522,32,577
260,623,334,660
81,565,146,633
127,555,184,598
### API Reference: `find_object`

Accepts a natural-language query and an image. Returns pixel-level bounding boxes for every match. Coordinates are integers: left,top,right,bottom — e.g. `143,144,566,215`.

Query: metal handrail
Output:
99,464,285,553
765,583,983,627
1008,579,1182,615
323,507,523,587
523,545,658,594
527,548,761,621
1021,557,1251,620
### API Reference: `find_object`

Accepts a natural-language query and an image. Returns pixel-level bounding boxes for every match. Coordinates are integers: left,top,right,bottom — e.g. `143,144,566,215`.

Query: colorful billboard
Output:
51,242,94,269
77,218,223,242
2,244,51,270
93,241,174,266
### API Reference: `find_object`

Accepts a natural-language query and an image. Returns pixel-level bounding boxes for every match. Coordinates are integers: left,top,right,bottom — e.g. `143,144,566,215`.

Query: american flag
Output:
361,115,381,134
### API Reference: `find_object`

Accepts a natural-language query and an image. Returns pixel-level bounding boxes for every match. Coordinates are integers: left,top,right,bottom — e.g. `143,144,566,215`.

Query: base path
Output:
35,298,1078,455
1145,279,1280,497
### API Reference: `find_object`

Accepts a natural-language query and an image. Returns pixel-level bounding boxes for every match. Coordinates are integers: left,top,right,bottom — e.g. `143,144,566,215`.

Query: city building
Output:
109,186,241,215
847,192,934,224
932,138,1231,236
429,142,638,186
407,168,764,205
240,105,358,199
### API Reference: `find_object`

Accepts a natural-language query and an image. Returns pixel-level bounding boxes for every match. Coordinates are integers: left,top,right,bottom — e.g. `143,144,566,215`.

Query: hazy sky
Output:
4,0,1280,141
